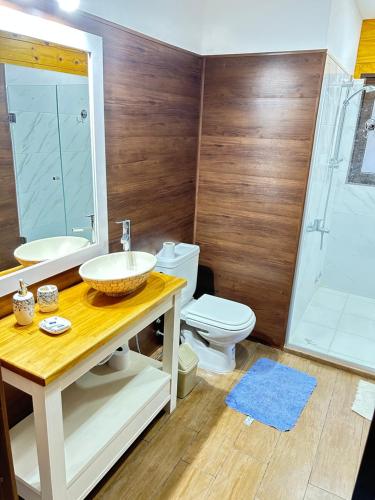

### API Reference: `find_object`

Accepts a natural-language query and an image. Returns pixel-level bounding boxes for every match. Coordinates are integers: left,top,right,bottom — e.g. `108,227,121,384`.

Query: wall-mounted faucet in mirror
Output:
0,7,108,295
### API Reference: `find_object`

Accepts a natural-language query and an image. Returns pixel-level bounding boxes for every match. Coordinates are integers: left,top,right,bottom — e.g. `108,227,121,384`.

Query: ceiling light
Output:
57,0,80,12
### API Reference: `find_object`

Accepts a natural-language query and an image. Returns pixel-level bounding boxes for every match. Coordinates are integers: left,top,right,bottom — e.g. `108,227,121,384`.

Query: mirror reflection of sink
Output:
14,236,90,267
79,251,157,296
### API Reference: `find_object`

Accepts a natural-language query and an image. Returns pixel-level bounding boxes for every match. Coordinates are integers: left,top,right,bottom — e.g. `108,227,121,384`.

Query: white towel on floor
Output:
352,380,375,420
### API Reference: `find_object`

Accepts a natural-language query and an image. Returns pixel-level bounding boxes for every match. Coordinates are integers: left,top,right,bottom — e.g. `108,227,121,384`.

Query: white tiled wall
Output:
322,84,375,299
57,84,93,240
288,56,349,332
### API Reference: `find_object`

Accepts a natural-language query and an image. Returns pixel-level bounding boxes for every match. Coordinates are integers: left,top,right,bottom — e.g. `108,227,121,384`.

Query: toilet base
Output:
181,328,236,374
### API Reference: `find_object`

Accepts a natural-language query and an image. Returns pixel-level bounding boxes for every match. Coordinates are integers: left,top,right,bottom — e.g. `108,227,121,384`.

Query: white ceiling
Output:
357,0,375,18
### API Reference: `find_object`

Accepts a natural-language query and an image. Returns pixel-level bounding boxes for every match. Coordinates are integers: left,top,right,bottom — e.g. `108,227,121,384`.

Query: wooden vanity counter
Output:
0,272,185,386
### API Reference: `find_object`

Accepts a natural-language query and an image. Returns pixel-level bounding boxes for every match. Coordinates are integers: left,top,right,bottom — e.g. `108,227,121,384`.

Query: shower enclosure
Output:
287,55,375,373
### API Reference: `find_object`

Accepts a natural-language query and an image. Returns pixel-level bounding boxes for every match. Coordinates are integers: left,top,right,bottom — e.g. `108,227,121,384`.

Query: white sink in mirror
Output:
79,252,157,296
14,236,90,267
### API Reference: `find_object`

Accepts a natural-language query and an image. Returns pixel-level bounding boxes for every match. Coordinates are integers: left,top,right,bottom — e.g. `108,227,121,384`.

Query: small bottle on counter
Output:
13,279,35,326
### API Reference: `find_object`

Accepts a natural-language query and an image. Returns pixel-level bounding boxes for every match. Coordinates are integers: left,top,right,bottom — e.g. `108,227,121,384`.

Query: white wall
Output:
327,0,362,75
357,0,375,19
79,0,204,53
79,0,363,75
200,0,330,55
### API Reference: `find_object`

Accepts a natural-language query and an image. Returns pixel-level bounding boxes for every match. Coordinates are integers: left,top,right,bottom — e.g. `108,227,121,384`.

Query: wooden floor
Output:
88,341,371,500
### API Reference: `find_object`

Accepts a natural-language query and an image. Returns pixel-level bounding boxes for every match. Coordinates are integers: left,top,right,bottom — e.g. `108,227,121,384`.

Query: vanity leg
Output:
32,386,67,500
163,292,181,413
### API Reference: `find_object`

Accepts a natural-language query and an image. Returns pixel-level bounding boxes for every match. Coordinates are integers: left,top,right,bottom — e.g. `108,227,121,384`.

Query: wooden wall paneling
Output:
101,30,202,254
196,51,326,347
0,366,17,500
0,30,88,75
0,63,19,272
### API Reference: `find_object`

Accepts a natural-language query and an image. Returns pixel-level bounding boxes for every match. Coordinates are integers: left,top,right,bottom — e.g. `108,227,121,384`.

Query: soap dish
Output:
39,316,71,335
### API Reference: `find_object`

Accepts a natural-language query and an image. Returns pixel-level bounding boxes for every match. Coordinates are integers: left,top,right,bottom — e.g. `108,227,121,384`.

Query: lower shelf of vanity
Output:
10,351,170,500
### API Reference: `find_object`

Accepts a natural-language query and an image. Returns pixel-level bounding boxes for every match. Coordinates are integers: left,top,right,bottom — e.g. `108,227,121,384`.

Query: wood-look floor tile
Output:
256,358,337,500
127,417,198,499
207,449,266,500
91,439,150,499
182,405,243,476
304,484,344,500
172,376,228,432
235,340,258,370
155,460,214,500
235,420,280,463
142,408,170,443
309,372,365,499
89,342,369,500
92,417,196,499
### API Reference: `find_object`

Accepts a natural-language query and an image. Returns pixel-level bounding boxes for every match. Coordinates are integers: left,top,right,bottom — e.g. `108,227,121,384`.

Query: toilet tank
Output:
155,243,200,307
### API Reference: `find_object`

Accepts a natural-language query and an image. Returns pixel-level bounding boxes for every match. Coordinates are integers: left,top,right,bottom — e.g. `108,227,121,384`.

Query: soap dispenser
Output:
13,279,35,326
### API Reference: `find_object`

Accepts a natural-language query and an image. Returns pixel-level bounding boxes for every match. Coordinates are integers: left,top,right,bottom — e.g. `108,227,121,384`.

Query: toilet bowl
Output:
156,242,256,374
181,295,256,373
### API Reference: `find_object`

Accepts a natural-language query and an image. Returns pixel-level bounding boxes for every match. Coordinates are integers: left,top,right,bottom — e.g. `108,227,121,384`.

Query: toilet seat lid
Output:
185,294,255,330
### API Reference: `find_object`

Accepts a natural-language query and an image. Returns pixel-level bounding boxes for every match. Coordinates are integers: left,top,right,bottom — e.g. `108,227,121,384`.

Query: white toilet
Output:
156,242,256,373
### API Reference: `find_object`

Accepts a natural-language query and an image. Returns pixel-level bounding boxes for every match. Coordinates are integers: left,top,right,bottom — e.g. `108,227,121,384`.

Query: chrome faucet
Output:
116,220,131,251
72,214,96,243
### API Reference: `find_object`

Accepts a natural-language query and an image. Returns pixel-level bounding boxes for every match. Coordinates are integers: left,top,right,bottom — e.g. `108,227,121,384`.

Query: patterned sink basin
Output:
79,251,157,296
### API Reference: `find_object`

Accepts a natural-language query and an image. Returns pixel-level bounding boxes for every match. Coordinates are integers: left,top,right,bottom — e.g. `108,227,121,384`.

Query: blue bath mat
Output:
225,358,317,431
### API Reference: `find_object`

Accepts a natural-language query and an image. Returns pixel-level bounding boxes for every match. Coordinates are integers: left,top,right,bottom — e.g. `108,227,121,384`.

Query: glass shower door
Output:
7,84,67,241
287,62,375,373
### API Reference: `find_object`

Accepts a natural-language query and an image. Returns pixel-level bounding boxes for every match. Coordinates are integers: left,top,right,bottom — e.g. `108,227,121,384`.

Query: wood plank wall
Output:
195,52,326,347
0,64,19,271
0,0,202,427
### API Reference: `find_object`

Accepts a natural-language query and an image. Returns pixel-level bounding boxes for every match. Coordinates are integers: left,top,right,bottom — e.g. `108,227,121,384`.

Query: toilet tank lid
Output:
156,242,200,269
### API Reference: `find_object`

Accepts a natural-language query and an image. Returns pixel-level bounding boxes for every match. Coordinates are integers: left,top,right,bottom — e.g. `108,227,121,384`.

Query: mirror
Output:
3,63,95,270
0,14,108,293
